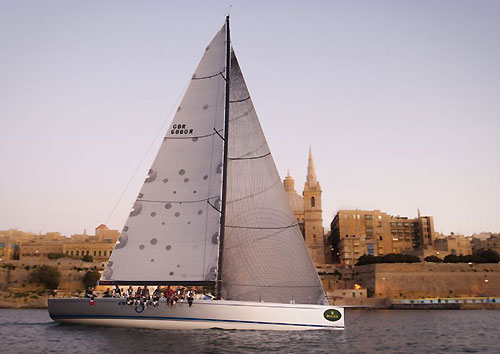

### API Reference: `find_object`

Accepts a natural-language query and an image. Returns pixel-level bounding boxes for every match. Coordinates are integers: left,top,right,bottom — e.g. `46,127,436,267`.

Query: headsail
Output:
221,51,327,305
100,23,227,285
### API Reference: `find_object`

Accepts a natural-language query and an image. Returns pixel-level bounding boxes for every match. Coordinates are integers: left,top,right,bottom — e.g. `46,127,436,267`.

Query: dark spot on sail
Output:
145,169,157,183
203,104,209,110
193,190,197,194
123,226,128,232
138,193,144,199
169,272,174,276
161,222,165,225
173,191,177,194
151,212,156,217
214,198,221,209
205,266,217,281
151,259,154,262
130,202,142,217
179,169,185,175
139,245,145,250
212,233,218,244
216,163,222,174
197,210,203,215
102,267,113,280
192,137,198,142
187,221,191,225
165,203,172,209
184,178,189,183
163,178,169,183
165,245,172,251
205,45,210,51
177,264,180,268
192,74,197,79
203,175,208,180
175,212,180,217
115,233,128,249
177,106,182,112
150,238,158,245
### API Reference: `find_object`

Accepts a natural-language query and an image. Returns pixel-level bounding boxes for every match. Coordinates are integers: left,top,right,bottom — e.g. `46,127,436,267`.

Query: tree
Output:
474,249,500,263
47,253,65,260
82,255,93,262
443,255,460,263
83,270,101,288
30,265,61,289
424,255,443,263
356,253,421,265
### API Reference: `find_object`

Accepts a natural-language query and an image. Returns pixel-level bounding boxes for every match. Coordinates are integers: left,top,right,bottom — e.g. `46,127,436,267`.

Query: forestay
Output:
100,24,227,284
221,51,327,305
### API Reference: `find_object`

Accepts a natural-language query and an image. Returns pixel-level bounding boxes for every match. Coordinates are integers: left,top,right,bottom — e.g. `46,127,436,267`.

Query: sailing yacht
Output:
48,16,344,330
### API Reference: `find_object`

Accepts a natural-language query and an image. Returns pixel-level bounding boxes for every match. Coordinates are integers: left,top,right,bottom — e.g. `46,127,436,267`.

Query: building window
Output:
104,250,107,257
94,250,96,256
66,251,69,255
379,236,383,240
76,251,79,257
311,196,315,207
86,250,89,255
71,250,74,256
99,250,102,257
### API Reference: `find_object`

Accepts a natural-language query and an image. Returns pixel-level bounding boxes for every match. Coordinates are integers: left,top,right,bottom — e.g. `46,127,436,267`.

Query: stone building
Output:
433,233,473,257
283,147,327,265
18,225,119,262
0,230,38,261
471,233,500,254
329,209,437,266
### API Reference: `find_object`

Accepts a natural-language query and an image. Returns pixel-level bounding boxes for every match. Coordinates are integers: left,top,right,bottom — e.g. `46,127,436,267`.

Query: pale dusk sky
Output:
1,1,499,236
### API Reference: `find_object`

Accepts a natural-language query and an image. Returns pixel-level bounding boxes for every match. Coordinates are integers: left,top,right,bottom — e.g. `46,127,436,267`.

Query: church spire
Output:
305,145,319,190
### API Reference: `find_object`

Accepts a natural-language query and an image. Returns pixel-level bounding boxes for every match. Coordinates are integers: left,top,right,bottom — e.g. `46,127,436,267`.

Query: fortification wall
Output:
353,263,500,299
0,259,104,293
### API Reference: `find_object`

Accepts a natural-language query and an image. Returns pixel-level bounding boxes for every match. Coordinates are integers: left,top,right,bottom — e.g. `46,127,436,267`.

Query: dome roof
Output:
286,191,304,214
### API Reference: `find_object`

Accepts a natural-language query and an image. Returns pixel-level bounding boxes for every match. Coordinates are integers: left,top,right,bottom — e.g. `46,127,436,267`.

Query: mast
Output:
216,15,230,300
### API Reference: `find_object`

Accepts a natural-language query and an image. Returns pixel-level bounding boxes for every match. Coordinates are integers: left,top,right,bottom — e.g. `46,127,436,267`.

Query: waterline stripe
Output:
51,314,343,329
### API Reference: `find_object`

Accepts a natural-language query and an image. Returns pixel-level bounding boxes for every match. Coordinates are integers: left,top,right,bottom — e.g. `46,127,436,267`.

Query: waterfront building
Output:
283,147,328,265
18,225,119,262
0,230,38,261
471,233,500,254
329,209,437,266
433,233,472,257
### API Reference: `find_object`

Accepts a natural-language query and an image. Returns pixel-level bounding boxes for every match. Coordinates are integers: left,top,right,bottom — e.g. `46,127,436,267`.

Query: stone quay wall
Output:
0,259,105,308
353,263,500,299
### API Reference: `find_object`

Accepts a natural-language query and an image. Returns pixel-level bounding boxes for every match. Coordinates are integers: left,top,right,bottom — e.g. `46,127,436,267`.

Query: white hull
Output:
48,298,344,331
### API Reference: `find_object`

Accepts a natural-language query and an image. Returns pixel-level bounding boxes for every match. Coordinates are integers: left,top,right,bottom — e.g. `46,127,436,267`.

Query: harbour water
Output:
0,308,498,353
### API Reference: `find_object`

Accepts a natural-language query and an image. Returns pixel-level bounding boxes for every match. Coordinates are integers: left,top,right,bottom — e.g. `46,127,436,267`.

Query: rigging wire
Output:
104,81,190,225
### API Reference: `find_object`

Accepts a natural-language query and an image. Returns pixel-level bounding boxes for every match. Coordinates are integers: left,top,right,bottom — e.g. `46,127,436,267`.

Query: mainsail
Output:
100,19,327,305
100,24,227,284
221,52,327,305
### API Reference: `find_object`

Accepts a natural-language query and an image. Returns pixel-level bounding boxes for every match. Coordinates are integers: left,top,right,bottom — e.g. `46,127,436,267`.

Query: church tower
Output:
303,146,325,265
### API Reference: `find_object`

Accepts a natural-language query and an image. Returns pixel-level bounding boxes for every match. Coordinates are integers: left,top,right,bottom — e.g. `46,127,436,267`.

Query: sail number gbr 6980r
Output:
171,124,193,135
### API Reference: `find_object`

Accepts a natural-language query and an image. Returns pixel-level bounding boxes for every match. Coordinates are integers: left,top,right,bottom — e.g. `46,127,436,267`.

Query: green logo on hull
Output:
323,309,342,321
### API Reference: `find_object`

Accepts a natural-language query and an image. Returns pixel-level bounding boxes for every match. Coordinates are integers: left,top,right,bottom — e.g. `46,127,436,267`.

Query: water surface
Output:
0,309,498,353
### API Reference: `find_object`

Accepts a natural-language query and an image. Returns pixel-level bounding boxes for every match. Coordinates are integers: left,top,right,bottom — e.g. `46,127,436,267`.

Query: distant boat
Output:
48,16,344,330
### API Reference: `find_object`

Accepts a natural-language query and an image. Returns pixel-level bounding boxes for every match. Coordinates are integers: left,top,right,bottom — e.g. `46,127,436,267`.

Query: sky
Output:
1,0,499,237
